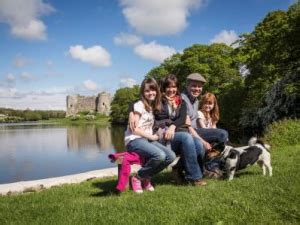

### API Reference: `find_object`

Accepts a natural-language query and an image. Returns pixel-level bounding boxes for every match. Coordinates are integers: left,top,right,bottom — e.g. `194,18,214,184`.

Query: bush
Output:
85,115,95,120
70,115,80,121
264,119,300,147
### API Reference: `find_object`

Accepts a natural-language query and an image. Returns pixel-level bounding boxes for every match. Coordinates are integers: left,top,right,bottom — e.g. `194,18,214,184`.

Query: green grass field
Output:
0,143,299,225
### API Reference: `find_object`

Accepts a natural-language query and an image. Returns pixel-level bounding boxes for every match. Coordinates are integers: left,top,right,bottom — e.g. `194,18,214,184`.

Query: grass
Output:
264,119,300,148
0,144,299,225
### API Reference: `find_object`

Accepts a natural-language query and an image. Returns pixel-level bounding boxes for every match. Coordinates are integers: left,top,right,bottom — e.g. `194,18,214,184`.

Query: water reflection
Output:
67,125,113,151
0,124,126,184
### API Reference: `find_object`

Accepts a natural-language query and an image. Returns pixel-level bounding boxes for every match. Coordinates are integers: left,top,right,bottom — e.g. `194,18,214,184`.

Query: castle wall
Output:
97,93,111,116
77,96,97,113
66,92,111,116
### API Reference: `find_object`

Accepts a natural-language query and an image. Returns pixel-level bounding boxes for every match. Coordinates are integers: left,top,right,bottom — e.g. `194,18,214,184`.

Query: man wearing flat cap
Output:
181,73,228,151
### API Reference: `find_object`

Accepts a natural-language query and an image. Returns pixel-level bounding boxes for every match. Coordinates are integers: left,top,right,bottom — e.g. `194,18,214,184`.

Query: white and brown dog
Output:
221,137,273,181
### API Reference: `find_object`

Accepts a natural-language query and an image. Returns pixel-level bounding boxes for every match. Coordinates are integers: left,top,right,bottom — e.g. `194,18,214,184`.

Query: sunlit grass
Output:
0,144,299,225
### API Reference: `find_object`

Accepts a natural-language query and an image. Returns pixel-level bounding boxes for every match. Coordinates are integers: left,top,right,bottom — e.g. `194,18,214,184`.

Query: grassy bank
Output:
0,143,299,224
39,116,110,126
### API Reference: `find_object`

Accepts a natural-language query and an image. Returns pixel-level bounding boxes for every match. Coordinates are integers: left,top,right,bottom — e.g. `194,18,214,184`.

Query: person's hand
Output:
151,134,159,141
203,141,212,151
128,112,138,131
185,116,191,126
165,125,176,140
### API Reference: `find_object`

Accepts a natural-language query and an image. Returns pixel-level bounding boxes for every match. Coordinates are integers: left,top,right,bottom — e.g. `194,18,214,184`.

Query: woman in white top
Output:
124,78,176,193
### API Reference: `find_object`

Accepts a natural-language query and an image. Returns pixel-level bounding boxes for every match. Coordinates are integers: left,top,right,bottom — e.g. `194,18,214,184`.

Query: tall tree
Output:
110,86,140,124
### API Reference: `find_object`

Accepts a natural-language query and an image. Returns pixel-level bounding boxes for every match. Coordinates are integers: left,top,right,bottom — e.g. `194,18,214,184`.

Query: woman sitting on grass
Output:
124,78,176,193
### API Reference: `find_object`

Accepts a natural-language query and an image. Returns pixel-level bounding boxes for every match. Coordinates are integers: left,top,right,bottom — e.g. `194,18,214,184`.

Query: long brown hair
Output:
140,78,161,112
200,92,220,123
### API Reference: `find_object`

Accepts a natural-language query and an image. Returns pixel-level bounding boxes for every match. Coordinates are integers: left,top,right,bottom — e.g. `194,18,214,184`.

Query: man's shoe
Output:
191,179,207,186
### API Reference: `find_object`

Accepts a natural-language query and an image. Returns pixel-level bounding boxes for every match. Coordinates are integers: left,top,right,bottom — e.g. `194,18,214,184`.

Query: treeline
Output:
110,2,300,136
0,108,66,122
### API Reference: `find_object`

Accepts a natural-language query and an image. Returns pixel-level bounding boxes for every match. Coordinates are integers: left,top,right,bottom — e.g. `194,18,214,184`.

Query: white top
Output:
197,110,214,128
124,100,154,146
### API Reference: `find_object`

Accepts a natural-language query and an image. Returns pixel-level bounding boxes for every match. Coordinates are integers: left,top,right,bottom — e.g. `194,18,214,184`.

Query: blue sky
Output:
0,0,291,110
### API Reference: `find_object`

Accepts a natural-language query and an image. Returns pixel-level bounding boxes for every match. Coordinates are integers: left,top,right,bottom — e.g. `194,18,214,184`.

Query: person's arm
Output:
188,126,212,151
128,101,138,131
197,110,207,128
211,121,217,129
131,112,159,141
165,102,187,140
197,118,207,128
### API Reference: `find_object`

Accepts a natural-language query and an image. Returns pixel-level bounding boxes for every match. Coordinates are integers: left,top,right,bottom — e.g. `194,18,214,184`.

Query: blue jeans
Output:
170,132,205,181
127,138,176,179
196,128,228,145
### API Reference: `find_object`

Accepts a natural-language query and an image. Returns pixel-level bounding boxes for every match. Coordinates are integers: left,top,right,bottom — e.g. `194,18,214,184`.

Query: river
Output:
0,123,126,184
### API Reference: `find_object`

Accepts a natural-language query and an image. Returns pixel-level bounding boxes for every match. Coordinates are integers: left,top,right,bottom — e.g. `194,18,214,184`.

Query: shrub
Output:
264,119,300,147
70,115,80,121
85,115,95,120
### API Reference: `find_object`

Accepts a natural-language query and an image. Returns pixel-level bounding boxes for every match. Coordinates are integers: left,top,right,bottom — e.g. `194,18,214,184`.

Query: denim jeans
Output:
127,138,176,179
196,128,228,145
170,132,205,181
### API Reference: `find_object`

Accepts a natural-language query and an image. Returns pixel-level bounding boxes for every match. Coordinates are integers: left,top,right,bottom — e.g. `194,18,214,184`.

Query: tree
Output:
110,85,140,124
236,1,300,129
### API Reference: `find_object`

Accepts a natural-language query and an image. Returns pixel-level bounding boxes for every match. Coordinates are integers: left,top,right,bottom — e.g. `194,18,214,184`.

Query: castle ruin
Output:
66,92,111,117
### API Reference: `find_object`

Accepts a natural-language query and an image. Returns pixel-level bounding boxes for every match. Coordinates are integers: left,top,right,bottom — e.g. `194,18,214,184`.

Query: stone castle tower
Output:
66,92,111,117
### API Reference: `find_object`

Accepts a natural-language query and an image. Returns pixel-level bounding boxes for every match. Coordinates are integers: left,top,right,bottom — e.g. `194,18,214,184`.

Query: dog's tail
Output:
248,137,271,152
248,137,257,146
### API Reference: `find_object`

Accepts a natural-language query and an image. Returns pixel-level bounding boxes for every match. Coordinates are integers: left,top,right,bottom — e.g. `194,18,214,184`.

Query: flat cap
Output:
187,73,206,83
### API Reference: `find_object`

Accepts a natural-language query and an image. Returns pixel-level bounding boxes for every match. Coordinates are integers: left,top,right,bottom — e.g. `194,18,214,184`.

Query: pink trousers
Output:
108,152,145,191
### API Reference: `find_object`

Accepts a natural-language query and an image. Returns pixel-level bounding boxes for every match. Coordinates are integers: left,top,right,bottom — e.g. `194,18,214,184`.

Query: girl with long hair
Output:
124,78,176,193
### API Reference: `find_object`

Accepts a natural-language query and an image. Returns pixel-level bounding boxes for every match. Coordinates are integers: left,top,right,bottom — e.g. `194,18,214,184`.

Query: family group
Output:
112,73,229,193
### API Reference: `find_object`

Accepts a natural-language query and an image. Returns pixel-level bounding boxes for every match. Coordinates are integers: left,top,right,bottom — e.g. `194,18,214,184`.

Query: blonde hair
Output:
200,92,220,123
140,78,161,112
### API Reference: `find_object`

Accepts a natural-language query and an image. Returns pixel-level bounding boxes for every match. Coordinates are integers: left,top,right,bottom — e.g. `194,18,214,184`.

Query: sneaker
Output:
131,175,143,193
143,179,154,191
191,179,207,186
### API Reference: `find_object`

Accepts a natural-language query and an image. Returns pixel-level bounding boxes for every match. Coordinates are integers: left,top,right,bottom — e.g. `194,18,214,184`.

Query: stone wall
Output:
66,92,111,117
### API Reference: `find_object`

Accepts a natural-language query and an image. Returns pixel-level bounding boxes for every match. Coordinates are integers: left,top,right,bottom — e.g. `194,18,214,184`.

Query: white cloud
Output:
0,0,55,40
210,30,239,47
120,0,203,36
69,45,112,67
0,87,19,98
114,33,142,46
134,41,176,63
13,54,30,68
83,80,98,91
0,86,74,110
120,78,137,88
5,73,16,82
20,72,35,81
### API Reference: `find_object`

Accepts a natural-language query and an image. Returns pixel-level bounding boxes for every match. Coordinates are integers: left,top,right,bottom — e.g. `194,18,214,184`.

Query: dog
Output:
221,137,272,181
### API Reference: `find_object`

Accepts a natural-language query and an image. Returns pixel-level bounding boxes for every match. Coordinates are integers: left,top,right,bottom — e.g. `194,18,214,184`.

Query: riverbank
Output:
0,143,299,224
39,116,110,126
0,116,111,126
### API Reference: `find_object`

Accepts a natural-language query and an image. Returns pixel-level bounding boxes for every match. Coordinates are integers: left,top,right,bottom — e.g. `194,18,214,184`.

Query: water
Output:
0,123,126,184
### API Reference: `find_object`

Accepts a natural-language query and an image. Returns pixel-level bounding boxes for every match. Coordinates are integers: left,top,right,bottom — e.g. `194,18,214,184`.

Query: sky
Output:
0,0,292,110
